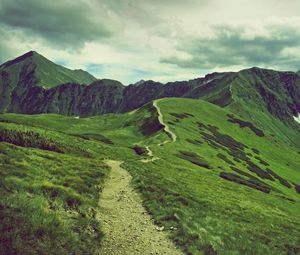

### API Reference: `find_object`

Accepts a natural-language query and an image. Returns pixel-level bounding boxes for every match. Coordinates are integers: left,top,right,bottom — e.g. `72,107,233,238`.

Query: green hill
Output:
0,51,97,113
0,51,96,88
0,97,299,254
123,98,300,254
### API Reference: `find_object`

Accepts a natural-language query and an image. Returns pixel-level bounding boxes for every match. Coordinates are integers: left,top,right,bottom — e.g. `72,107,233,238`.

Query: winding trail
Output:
229,84,236,102
140,146,159,163
153,99,177,142
97,160,182,255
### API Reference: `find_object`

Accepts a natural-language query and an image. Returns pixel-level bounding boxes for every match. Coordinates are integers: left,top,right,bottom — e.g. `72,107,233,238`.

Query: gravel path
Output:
97,160,183,255
140,146,159,163
153,99,177,142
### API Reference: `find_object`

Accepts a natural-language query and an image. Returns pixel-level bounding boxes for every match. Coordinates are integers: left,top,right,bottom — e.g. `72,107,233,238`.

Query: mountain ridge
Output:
1,52,300,129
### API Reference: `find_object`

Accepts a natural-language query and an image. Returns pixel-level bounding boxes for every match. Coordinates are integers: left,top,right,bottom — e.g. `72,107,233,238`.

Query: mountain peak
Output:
0,51,97,89
24,50,39,56
0,50,41,69
133,80,146,86
245,66,273,72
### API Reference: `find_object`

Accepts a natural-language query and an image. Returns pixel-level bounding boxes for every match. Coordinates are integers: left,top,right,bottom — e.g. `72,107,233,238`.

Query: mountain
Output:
0,52,299,161
297,69,300,76
6,79,124,116
0,51,96,112
1,53,300,132
228,67,300,121
0,51,96,88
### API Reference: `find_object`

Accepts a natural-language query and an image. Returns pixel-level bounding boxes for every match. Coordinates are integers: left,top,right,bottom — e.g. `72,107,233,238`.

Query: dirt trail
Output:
140,146,159,163
153,99,177,142
129,109,138,115
97,160,182,255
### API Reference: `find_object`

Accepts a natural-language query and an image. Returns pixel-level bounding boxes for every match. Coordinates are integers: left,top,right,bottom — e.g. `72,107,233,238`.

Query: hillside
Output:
1,53,300,134
0,51,97,113
0,97,299,254
0,51,96,88
123,98,300,254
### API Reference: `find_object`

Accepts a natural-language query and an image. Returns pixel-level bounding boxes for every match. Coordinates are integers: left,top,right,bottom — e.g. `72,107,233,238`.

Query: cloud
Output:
161,20,300,71
1,0,300,83
0,0,113,50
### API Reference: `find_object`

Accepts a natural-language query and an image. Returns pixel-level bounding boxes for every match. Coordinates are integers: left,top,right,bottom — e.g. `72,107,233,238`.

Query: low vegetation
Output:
123,98,300,255
133,145,148,156
138,104,164,136
227,114,265,137
0,142,109,255
219,171,271,193
1,97,299,255
177,150,211,169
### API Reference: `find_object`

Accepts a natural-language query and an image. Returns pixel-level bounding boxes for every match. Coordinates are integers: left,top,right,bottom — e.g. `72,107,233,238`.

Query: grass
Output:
124,160,300,255
0,97,300,254
123,98,300,254
0,112,139,254
0,142,109,255
1,51,96,88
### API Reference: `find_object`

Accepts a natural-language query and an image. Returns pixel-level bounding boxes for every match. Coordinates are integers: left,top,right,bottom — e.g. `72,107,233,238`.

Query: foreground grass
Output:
124,160,300,255
0,142,109,254
0,111,140,254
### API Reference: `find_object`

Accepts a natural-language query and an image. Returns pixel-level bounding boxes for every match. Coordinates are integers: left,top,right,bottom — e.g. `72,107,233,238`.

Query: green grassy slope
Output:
0,97,299,254
0,111,142,147
0,114,138,255
0,51,98,113
0,143,108,255
224,68,300,148
122,98,300,255
0,51,96,88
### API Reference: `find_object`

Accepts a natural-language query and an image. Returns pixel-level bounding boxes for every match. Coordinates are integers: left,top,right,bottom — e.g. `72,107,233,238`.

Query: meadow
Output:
0,98,299,254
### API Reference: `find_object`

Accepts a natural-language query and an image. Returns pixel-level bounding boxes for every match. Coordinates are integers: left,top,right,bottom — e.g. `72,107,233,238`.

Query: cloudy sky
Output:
1,0,300,84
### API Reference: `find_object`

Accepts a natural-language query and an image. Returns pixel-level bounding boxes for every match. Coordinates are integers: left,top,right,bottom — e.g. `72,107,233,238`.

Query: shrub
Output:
0,129,64,153
217,153,235,165
132,145,147,156
266,168,291,188
74,133,113,145
219,172,271,193
177,151,211,169
227,114,264,137
246,161,274,180
186,139,203,146
170,112,194,119
294,184,300,194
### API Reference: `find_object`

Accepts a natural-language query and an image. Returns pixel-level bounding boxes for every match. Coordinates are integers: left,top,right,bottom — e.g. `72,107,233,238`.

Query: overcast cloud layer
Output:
1,0,300,84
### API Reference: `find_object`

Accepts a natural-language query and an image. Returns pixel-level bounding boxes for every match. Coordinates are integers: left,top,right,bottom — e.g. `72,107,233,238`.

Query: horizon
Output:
2,50,300,86
1,0,300,83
